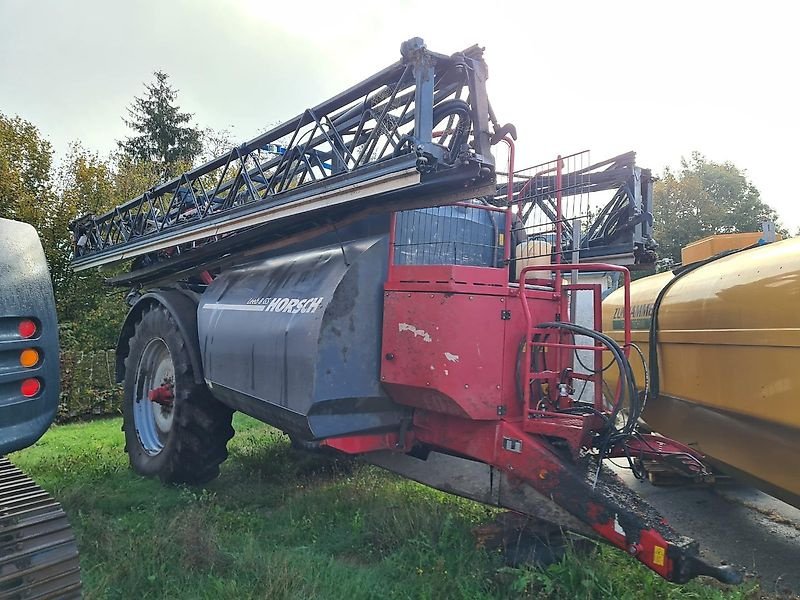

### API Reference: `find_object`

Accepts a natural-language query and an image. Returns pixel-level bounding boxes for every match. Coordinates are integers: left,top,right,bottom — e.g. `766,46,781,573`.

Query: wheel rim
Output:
133,338,175,456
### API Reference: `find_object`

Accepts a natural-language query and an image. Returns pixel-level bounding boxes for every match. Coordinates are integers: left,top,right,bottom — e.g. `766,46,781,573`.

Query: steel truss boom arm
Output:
496,151,656,264
70,38,506,274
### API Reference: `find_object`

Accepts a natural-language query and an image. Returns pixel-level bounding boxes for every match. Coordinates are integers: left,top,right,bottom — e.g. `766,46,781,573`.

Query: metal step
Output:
0,457,81,600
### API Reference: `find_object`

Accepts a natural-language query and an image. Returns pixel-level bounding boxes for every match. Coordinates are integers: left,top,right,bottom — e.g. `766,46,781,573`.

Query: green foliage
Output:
0,112,182,350
653,152,781,264
58,349,121,421
0,115,127,348
49,147,126,330
0,113,53,223
118,71,202,180
112,153,163,200
1,76,211,352
11,416,754,600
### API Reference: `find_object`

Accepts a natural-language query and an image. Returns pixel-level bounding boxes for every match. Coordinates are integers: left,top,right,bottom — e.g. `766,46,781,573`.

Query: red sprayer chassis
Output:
324,147,739,584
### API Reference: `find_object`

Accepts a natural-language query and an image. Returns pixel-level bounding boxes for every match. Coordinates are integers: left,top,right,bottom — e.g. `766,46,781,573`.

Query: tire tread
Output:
122,304,234,485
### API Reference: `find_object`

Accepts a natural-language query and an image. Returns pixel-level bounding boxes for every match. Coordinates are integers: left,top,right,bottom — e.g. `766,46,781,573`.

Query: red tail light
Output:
18,319,37,339
21,378,41,397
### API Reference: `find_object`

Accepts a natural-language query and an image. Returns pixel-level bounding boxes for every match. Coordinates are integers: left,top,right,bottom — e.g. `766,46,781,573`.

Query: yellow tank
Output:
603,236,800,508
680,231,780,264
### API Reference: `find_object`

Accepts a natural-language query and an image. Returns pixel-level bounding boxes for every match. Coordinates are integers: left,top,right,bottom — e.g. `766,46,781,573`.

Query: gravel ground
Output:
614,467,800,598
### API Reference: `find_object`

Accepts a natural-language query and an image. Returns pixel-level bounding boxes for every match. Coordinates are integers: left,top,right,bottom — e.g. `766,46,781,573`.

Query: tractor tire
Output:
122,305,234,485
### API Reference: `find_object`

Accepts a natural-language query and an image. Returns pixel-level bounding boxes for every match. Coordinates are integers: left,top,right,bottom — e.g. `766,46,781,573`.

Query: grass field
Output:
11,415,756,599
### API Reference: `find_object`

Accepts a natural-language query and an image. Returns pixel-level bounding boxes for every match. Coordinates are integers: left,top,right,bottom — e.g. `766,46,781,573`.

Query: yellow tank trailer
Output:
603,236,800,508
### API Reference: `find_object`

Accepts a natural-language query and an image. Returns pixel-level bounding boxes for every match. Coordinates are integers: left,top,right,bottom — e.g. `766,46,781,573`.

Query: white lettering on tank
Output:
304,297,324,313
238,296,325,314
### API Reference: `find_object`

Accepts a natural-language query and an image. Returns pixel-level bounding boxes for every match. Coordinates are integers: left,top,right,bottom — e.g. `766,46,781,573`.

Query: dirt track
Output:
615,468,800,597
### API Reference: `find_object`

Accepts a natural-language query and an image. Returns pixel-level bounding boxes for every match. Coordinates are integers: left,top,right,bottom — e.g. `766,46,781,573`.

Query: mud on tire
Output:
122,304,234,484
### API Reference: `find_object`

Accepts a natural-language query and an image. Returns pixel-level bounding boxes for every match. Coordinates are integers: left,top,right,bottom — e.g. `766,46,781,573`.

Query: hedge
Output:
58,349,122,422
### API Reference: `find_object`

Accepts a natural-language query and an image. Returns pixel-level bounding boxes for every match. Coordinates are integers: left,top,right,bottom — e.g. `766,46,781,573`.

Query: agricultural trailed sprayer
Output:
70,38,740,584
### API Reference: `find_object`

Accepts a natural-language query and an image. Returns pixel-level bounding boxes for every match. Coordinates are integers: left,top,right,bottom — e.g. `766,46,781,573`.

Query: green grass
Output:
11,415,757,599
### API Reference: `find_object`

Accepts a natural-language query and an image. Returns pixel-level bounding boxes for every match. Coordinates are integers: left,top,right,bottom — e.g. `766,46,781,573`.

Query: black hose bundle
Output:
517,322,643,451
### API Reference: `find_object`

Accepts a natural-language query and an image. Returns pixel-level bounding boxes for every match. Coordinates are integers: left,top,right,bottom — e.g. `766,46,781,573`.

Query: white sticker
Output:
398,322,432,342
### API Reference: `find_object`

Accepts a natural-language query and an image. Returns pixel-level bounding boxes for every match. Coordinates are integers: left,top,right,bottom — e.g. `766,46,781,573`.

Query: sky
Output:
1,0,799,228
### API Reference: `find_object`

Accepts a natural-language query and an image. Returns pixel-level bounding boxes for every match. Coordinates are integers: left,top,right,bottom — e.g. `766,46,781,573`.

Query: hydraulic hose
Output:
518,322,641,448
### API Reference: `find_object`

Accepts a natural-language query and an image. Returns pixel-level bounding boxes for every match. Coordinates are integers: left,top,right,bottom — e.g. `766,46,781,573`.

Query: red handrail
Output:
516,263,632,412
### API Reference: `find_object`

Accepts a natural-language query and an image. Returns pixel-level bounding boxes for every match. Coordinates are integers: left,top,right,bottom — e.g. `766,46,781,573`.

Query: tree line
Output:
0,72,785,350
0,72,207,349
653,152,782,266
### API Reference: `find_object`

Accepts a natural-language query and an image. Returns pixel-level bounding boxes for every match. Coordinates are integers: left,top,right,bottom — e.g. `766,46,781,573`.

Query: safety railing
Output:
516,263,631,429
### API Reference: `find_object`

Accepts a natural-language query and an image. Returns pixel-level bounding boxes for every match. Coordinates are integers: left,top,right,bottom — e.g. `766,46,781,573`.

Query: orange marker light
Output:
21,378,41,397
20,349,40,368
18,319,37,339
